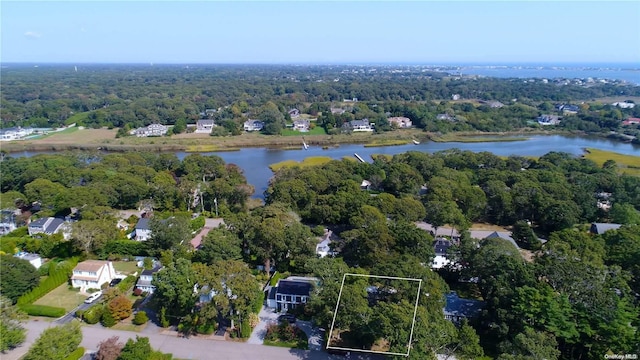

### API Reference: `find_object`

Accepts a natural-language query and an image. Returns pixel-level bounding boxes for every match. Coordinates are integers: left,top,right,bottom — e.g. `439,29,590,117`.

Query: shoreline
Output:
0,129,635,154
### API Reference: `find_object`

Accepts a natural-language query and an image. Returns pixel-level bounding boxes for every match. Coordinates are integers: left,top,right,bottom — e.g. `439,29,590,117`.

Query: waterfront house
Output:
612,102,635,109
345,119,373,132
71,260,117,292
195,119,215,134
0,127,34,141
537,114,561,126
293,119,310,132
243,120,264,132
387,117,412,128
134,124,168,137
135,266,163,294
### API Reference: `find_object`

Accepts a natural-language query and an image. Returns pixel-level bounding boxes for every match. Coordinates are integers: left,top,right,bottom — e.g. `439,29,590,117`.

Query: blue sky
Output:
2,1,639,64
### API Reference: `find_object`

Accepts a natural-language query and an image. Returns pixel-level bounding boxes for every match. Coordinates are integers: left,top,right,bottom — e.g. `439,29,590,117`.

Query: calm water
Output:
450,67,640,85
8,135,640,199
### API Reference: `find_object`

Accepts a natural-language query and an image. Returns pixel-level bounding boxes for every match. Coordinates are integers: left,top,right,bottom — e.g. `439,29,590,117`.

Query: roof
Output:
276,280,313,297
29,217,49,228
15,252,41,261
74,260,110,272
433,238,452,256
590,223,622,234
197,119,215,125
135,218,151,230
141,266,163,277
45,218,64,233
350,119,370,127
444,292,484,318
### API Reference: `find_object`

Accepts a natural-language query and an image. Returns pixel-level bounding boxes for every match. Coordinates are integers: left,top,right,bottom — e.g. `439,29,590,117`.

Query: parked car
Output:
278,314,296,323
84,291,102,304
109,278,122,287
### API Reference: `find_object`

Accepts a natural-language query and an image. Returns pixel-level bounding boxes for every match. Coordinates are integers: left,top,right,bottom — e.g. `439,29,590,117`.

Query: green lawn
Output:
113,261,140,275
34,283,86,312
281,127,327,136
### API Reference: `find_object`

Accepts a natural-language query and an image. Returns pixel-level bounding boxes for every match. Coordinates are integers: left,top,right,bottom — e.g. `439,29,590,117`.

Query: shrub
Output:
83,305,103,325
240,319,252,338
133,311,149,325
159,307,170,328
249,313,260,328
101,311,117,327
195,322,215,335
108,295,132,321
19,304,65,317
252,290,265,313
63,347,85,360
75,309,85,319
115,276,136,292
133,288,143,296
190,216,205,231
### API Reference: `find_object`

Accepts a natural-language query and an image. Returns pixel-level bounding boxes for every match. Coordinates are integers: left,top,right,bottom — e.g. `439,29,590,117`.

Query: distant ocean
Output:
442,63,640,85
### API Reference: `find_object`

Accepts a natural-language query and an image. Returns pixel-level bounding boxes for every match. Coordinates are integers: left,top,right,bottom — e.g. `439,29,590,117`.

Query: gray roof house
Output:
28,217,67,237
444,292,484,324
590,223,622,235
195,119,215,134
130,218,153,241
135,266,163,294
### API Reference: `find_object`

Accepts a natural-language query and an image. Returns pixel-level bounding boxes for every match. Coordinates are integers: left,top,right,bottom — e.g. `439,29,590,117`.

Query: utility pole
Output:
214,197,218,217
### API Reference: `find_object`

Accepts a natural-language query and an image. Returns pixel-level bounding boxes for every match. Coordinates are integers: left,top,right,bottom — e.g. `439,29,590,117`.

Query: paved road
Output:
55,297,99,325
3,320,383,360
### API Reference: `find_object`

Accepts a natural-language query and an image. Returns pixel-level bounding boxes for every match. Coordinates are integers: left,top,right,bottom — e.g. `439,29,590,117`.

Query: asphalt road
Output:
55,297,100,325
3,320,383,360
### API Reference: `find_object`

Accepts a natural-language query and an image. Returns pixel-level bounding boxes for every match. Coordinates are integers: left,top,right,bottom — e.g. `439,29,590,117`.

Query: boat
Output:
302,139,309,150
412,140,420,145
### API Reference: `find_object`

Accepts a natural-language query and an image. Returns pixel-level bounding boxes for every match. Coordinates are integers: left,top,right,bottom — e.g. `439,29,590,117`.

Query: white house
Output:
244,120,264,132
0,127,34,141
612,102,635,109
387,117,412,128
135,266,162,294
28,217,70,239
316,230,337,258
0,209,18,235
268,277,319,312
346,119,373,132
293,119,310,132
134,124,168,137
130,218,152,241
14,252,43,269
71,260,117,292
537,114,561,126
195,119,215,134
432,238,453,269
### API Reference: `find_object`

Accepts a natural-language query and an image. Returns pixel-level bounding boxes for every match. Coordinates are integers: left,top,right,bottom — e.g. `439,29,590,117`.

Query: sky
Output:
1,1,639,64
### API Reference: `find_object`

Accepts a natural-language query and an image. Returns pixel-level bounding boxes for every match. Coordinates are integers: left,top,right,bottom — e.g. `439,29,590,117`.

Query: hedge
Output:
240,319,252,338
83,305,103,324
17,257,79,306
252,290,265,313
116,275,137,292
133,311,149,325
64,347,85,360
103,240,149,257
19,304,66,318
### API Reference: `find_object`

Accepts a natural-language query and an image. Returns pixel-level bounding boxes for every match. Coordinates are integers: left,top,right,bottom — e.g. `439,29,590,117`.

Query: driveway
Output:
296,320,323,351
55,297,101,325
247,306,279,345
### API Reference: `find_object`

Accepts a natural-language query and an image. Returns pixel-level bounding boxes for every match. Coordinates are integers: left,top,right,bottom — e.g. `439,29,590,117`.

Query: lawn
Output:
264,325,309,350
281,127,327,136
583,148,640,177
113,261,141,275
33,283,86,312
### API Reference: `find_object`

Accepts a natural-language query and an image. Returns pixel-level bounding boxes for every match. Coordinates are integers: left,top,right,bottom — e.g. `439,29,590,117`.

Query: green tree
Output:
0,295,26,352
149,216,192,252
456,319,484,360
23,321,82,360
152,258,196,320
498,328,560,360
0,255,39,303
511,220,540,250
171,118,187,134
192,227,242,264
609,203,640,224
71,219,121,255
117,336,152,360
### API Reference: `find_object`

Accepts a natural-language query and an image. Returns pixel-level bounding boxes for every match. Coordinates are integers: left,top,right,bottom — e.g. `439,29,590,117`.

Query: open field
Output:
281,127,327,136
113,261,141,275
583,148,640,176
33,283,86,312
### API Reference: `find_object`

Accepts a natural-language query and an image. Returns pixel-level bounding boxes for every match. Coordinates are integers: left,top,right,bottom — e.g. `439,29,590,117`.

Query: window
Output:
276,294,282,301
301,296,307,303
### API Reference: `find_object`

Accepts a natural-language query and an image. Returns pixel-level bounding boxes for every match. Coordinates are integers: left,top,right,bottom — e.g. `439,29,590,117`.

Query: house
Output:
14,252,43,269
452,94,461,101
622,118,640,126
432,238,453,269
360,180,372,190
444,292,484,324
243,120,264,132
288,109,301,118
0,209,18,235
561,104,580,114
436,114,455,121
316,230,337,258
0,127,34,141
479,231,520,250
330,108,346,115
135,266,163,294
387,117,412,128
537,114,561,126
130,218,152,241
134,124,168,137
345,119,373,132
28,217,67,237
590,223,622,235
195,119,215,134
269,277,319,312
292,119,310,132
71,260,117,292
612,102,635,109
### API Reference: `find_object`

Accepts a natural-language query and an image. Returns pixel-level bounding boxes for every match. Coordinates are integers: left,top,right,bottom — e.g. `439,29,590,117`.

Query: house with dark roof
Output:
243,120,264,132
537,114,561,126
28,217,68,237
590,223,622,235
432,238,453,269
135,266,163,294
133,124,168,137
288,109,300,118
130,218,152,241
343,119,373,132
268,277,318,312
444,292,484,324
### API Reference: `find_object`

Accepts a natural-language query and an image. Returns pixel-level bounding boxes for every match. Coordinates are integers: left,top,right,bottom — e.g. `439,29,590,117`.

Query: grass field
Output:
281,127,327,136
269,156,333,172
113,261,141,275
34,283,86,312
583,148,640,176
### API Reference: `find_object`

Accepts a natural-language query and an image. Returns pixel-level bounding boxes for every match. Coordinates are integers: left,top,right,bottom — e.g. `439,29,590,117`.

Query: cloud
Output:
24,31,42,39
